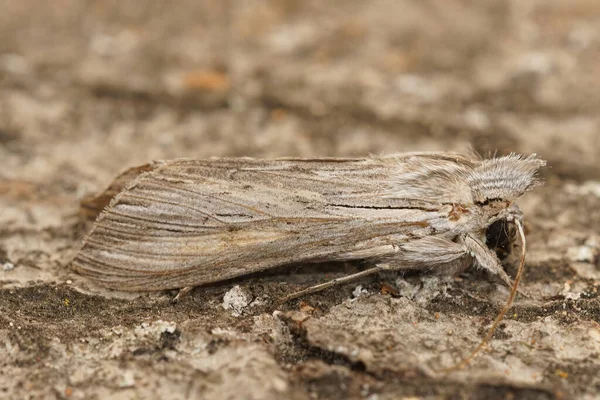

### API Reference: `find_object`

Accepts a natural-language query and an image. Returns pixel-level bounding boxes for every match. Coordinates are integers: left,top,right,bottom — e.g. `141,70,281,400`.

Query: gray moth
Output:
72,152,545,297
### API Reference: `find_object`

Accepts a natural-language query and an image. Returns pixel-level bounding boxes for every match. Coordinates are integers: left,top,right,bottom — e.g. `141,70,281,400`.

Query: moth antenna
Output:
438,219,527,373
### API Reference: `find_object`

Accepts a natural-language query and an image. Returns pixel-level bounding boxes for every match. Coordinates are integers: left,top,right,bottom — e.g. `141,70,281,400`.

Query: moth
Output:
73,152,545,299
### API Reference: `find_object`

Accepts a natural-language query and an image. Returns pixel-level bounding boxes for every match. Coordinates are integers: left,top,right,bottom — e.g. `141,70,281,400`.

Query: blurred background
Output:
1,0,599,196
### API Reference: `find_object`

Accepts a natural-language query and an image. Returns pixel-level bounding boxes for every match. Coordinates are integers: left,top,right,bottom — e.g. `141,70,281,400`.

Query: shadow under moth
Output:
73,152,545,369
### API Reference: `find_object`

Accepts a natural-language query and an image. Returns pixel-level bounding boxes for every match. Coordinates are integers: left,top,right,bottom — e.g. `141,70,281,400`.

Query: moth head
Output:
484,202,524,260
485,218,516,260
469,154,546,205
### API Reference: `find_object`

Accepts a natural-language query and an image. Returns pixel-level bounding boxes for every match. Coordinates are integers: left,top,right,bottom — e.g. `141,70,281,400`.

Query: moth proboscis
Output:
72,152,545,369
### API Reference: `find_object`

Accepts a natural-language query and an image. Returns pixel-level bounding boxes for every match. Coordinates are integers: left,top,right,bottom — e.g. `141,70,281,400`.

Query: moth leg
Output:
463,233,513,288
279,264,390,304
172,286,194,303
385,235,472,276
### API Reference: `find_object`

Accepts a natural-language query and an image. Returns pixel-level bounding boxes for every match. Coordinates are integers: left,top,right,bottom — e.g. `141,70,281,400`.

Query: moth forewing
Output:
72,153,545,294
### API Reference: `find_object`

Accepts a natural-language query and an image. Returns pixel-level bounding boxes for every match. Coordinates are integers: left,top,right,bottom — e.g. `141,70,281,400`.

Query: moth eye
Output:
485,219,516,260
